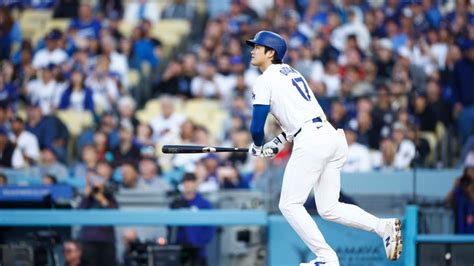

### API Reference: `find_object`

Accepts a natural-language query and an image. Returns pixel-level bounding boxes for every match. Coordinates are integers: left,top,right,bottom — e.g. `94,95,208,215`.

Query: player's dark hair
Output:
264,46,283,64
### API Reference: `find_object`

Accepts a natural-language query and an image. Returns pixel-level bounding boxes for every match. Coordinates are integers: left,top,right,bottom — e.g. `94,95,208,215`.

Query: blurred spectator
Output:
0,127,22,168
32,30,68,69
37,146,69,178
79,174,118,266
149,96,185,144
190,60,222,99
26,64,63,115
98,0,123,19
69,2,102,40
446,154,474,234
137,157,171,192
63,240,82,266
169,173,215,266
133,19,162,69
53,0,79,18
331,8,371,53
413,92,437,132
375,137,397,170
42,174,58,185
391,122,416,169
374,122,416,170
179,119,195,144
135,123,154,151
96,160,119,193
0,71,17,105
162,0,197,22
26,103,69,161
59,68,95,113
372,85,396,134
112,122,141,167
313,58,341,98
452,41,474,144
85,55,120,113
9,116,40,167
124,0,160,23
73,144,98,179
117,96,138,129
425,79,450,127
225,128,251,168
90,131,110,161
154,58,192,97
406,125,430,166
120,162,139,190
0,173,7,186
217,163,249,189
0,105,9,131
350,110,381,149
395,46,427,92
0,7,21,61
193,160,218,193
440,44,462,89
342,127,372,173
100,36,129,89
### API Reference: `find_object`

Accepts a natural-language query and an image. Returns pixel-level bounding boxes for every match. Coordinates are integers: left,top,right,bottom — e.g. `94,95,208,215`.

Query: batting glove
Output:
262,133,287,158
249,143,263,157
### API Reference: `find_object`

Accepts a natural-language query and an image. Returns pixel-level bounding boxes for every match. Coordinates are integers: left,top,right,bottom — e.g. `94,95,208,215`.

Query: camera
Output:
92,186,101,194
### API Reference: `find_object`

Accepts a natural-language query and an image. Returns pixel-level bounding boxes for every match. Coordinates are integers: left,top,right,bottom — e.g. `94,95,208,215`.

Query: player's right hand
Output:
262,133,286,158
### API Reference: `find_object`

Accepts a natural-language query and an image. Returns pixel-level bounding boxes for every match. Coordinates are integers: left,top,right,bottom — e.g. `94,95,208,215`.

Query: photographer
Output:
78,173,118,266
169,173,215,266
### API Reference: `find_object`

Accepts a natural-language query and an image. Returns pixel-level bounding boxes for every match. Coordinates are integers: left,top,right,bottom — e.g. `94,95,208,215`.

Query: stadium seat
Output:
44,18,70,33
151,19,190,48
182,99,228,139
56,110,94,136
118,21,137,37
136,98,185,124
19,10,53,44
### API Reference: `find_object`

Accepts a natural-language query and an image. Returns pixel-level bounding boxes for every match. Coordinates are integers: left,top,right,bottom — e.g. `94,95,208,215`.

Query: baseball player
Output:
246,31,402,266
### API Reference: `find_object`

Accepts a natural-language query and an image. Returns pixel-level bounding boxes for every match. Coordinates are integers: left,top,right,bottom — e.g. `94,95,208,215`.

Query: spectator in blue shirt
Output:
169,173,215,266
26,101,69,162
0,7,21,61
452,41,474,144
69,2,102,40
59,68,95,113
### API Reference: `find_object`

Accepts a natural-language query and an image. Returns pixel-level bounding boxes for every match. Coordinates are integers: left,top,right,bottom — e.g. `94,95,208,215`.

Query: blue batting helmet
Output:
246,31,287,61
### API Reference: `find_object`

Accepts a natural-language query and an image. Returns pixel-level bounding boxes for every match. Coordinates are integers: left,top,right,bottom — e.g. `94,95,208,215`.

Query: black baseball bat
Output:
162,145,249,154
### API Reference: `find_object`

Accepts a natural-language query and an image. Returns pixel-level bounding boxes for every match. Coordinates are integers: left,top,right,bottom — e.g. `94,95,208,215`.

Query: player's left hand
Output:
249,143,263,157
262,133,286,158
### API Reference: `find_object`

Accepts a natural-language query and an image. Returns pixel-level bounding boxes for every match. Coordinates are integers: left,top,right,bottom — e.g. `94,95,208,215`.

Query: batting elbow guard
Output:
275,133,287,145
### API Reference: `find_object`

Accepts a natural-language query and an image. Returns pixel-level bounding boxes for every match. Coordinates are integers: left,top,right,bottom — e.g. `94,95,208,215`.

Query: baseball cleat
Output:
383,218,403,260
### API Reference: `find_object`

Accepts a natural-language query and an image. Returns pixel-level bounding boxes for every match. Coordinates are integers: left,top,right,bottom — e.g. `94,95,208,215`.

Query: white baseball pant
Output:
278,120,386,264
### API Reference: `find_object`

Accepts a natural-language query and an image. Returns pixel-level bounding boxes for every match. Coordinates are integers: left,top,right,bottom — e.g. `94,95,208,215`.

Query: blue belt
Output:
293,117,323,138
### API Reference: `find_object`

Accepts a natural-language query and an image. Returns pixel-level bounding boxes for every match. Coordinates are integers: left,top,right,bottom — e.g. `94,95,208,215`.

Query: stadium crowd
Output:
0,0,473,264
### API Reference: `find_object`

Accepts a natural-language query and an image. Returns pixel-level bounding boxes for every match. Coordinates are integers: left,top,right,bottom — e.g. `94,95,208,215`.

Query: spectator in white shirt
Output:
392,122,416,169
85,55,120,113
342,127,372,173
26,64,63,115
190,61,222,99
149,96,185,144
124,0,160,23
101,36,129,89
9,116,40,167
32,30,68,69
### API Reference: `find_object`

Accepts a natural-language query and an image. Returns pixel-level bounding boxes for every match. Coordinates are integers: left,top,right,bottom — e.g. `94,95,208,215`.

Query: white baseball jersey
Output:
251,64,326,137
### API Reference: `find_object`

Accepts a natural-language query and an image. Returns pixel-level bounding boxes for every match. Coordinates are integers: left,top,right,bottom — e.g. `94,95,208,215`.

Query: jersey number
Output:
292,77,311,101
